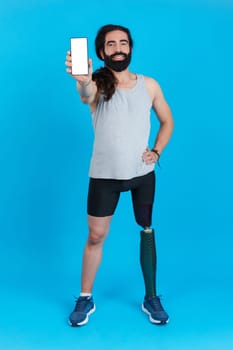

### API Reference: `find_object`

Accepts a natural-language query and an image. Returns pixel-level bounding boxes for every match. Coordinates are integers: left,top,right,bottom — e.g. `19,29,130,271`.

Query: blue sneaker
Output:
142,296,169,324
68,296,96,327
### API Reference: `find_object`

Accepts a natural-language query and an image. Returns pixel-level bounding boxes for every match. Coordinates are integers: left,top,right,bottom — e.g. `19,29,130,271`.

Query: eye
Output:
106,42,115,48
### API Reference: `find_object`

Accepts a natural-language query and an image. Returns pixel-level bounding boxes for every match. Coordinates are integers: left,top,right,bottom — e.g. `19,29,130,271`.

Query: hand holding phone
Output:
70,37,89,76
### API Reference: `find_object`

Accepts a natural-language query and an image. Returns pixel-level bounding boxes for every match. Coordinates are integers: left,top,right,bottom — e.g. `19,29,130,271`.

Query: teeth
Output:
114,55,124,59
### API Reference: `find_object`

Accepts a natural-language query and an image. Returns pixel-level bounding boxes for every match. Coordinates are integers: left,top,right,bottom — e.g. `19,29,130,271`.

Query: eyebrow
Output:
105,39,129,44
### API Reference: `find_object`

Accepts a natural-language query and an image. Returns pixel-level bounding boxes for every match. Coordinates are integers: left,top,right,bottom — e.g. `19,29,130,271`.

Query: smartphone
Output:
70,37,88,75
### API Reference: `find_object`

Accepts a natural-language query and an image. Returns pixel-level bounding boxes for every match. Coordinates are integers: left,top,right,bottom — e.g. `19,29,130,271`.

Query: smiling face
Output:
101,30,132,72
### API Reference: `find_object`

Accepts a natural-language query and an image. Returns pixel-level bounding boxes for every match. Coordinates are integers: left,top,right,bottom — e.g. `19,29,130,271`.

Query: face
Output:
101,30,132,72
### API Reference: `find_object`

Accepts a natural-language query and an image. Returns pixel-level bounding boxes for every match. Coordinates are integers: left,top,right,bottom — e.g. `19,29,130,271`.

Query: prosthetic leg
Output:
133,202,157,297
134,202,169,324
140,227,156,297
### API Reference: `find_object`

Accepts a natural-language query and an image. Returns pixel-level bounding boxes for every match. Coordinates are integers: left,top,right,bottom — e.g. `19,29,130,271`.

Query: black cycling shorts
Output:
87,171,155,218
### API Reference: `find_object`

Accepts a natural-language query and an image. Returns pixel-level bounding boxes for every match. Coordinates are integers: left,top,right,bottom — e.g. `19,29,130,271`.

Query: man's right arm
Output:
65,51,98,107
77,78,98,105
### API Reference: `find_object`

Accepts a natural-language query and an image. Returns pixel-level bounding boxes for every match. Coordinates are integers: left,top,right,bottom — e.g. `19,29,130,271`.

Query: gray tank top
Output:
89,74,155,179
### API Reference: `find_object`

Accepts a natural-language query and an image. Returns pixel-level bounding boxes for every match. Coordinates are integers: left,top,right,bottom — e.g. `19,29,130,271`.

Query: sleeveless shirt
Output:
89,74,155,179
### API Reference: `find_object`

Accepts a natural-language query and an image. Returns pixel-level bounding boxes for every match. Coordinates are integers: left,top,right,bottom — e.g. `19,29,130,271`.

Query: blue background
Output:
0,0,233,349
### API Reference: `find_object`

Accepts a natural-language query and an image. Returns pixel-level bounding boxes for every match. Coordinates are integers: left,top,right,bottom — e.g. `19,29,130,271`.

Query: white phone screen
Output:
70,37,88,75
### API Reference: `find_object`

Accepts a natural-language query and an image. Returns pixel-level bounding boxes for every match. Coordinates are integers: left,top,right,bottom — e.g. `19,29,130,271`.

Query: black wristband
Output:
151,149,161,167
151,149,160,158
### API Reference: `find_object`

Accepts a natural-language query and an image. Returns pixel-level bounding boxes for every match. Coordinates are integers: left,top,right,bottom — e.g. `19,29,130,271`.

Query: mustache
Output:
110,52,128,59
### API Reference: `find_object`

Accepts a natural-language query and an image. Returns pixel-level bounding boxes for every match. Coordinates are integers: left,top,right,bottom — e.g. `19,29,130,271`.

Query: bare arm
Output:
143,76,174,165
65,51,98,109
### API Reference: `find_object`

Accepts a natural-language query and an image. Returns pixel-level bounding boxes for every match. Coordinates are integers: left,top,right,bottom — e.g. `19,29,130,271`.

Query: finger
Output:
142,151,149,157
88,58,94,74
65,61,72,67
143,152,157,163
66,54,72,62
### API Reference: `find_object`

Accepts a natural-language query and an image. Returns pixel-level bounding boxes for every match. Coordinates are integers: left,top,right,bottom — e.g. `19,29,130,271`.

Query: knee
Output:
135,212,152,229
87,227,108,246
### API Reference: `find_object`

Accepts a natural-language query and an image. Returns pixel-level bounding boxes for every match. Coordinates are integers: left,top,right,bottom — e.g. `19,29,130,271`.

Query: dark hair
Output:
92,24,133,101
95,24,133,60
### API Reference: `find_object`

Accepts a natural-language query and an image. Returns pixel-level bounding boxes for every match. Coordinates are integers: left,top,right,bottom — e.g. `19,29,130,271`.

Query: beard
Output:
103,51,132,72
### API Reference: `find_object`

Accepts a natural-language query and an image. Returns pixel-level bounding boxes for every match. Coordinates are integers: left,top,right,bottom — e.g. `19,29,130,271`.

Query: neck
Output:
112,70,136,85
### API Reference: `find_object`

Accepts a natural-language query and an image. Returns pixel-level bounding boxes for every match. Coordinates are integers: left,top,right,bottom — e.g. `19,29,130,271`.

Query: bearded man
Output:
65,24,174,326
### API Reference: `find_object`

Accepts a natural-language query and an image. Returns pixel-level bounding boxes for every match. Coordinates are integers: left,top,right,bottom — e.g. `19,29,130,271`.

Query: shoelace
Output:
73,296,90,312
148,296,165,311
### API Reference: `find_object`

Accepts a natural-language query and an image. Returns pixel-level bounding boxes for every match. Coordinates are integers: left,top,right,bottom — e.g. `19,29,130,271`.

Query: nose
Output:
114,42,121,52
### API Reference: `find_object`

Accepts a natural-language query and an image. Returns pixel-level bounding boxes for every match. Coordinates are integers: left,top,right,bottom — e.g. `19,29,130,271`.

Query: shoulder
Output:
143,75,161,89
142,75,163,101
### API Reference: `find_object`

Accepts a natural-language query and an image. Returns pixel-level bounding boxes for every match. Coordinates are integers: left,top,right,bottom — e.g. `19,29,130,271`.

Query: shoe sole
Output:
142,304,169,325
68,304,96,327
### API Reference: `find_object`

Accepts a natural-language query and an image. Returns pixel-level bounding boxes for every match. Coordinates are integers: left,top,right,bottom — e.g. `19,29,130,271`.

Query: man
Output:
65,24,174,326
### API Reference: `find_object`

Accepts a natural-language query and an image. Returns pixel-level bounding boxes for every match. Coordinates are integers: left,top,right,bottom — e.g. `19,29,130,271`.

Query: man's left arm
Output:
143,77,174,165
